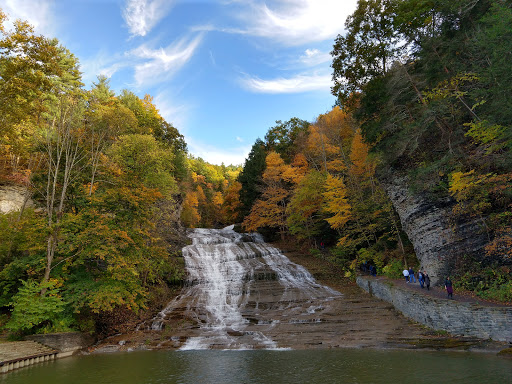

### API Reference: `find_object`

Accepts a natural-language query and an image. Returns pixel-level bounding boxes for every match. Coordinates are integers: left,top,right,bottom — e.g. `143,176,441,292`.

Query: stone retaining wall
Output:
357,276,512,342
26,332,95,357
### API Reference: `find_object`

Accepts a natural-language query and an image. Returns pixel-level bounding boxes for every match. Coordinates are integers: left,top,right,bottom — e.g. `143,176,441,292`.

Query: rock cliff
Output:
0,185,33,214
385,177,487,285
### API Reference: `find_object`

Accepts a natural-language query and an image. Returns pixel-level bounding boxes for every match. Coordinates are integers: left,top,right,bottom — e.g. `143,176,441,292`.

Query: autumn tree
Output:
287,170,327,242
222,181,242,224
323,174,351,236
0,11,82,178
243,152,304,240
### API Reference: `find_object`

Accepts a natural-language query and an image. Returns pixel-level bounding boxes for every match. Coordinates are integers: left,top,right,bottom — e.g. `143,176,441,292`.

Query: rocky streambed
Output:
91,227,505,354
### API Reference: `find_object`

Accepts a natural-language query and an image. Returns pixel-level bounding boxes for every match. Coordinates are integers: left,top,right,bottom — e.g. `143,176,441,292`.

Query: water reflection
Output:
1,350,511,384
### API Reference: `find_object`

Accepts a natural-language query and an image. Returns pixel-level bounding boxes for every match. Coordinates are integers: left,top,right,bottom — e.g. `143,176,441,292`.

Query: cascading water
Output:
151,225,342,350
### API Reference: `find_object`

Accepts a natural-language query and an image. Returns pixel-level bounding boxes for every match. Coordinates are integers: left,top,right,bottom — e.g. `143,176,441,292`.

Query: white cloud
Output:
0,0,56,37
79,51,129,85
299,48,331,66
122,0,175,37
187,137,250,166
227,0,358,46
241,73,331,94
130,34,203,86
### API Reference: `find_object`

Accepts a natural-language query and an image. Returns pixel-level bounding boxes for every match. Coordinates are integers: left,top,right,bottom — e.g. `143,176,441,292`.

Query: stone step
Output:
0,341,58,374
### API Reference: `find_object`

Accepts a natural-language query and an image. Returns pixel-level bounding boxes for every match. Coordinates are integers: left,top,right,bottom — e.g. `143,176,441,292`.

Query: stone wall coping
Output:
357,276,512,342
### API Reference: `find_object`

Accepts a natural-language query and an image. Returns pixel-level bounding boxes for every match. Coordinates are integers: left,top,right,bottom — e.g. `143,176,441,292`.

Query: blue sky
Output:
0,0,358,165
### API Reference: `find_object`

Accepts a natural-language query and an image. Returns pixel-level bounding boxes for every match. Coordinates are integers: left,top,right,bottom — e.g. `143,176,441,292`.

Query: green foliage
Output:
238,139,267,217
457,265,512,303
331,0,400,105
465,120,509,155
0,11,192,334
309,248,323,259
108,134,178,198
5,279,72,334
382,259,404,279
330,0,512,302
287,170,326,240
264,118,310,161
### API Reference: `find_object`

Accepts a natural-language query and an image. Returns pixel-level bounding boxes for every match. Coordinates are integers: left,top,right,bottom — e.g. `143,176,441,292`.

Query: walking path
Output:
372,274,512,307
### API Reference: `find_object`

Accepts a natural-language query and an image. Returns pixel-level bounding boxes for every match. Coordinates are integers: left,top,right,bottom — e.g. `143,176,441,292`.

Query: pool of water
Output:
1,349,511,384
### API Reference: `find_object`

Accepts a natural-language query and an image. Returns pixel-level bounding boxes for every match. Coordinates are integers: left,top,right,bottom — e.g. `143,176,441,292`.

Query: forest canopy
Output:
0,10,241,336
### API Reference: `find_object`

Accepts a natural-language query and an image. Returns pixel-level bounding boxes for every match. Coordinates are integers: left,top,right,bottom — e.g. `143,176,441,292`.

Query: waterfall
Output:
151,226,341,350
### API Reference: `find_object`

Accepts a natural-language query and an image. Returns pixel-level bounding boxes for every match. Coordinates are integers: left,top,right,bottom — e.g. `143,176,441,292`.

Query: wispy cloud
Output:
187,137,250,166
0,0,56,37
122,0,175,37
130,33,203,86
79,51,129,85
241,73,331,94
153,91,192,132
299,49,332,67
225,0,358,46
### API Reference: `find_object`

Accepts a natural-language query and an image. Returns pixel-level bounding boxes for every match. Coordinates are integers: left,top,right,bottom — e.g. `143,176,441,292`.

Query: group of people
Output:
361,261,377,276
402,267,431,290
402,267,455,299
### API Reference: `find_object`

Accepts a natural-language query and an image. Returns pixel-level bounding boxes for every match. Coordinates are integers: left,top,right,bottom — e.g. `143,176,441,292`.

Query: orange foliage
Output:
181,191,200,228
222,181,242,223
242,152,291,238
349,128,375,178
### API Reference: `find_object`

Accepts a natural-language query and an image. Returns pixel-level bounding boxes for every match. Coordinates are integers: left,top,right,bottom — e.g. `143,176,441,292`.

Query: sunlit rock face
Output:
0,185,33,213
151,225,342,350
385,177,487,285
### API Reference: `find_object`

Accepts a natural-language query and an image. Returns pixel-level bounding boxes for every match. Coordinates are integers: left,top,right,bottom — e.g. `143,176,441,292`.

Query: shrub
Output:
382,259,404,279
5,279,73,335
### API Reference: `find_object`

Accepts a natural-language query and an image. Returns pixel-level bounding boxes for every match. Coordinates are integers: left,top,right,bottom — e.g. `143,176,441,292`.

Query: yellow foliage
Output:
349,128,375,178
213,191,224,208
449,170,477,197
323,174,351,230
282,153,308,184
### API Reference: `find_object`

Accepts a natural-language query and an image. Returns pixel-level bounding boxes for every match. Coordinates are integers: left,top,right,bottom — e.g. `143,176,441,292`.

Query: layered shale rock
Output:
385,176,487,285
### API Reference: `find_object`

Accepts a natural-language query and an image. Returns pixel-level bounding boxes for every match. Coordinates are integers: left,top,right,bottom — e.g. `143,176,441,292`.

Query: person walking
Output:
445,277,454,299
408,267,416,283
424,272,431,290
403,268,409,282
418,270,424,288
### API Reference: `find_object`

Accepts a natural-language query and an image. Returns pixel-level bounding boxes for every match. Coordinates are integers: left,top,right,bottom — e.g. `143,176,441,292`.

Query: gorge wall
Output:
0,185,33,214
357,276,512,343
384,176,488,285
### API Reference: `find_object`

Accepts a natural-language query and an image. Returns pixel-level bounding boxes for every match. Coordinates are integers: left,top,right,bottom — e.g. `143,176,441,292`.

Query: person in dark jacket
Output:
418,270,424,288
445,277,454,299
408,267,416,283
424,272,431,290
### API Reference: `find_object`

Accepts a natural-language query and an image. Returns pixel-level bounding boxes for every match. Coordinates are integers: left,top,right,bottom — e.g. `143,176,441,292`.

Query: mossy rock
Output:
406,337,478,349
497,348,512,357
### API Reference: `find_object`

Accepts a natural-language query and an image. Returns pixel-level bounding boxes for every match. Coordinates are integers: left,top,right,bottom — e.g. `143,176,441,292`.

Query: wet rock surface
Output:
91,228,504,353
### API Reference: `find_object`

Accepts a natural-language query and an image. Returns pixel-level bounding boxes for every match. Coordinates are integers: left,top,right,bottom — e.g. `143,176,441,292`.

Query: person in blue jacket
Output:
408,267,416,283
